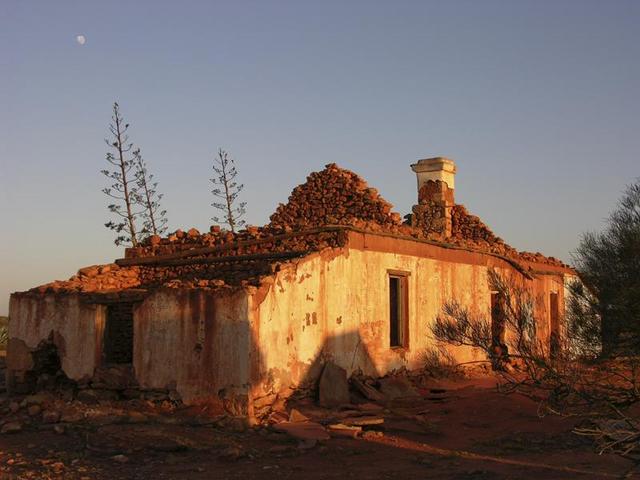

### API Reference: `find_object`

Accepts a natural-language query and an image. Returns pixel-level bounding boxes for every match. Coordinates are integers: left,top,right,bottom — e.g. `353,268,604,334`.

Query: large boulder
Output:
318,361,350,407
378,376,419,400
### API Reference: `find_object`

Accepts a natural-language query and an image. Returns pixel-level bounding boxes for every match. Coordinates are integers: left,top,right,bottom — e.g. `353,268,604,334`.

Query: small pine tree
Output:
210,148,246,233
133,149,168,238
102,102,142,246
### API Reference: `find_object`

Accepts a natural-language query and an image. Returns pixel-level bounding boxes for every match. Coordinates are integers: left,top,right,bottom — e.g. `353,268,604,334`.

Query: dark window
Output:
490,292,508,369
550,292,560,357
490,292,506,348
389,274,408,348
104,303,134,364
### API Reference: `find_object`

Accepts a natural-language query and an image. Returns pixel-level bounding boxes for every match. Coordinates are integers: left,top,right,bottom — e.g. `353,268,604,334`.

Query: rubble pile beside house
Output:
0,359,439,442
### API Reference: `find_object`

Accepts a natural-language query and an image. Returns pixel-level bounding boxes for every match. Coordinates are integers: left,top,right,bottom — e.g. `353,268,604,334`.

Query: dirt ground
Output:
1,375,637,480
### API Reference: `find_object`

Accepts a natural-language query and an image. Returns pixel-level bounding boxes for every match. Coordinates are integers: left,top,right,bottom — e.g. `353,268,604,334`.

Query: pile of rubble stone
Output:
31,229,353,294
517,251,566,267
128,225,276,258
29,163,570,296
251,361,453,444
33,264,142,294
269,163,403,230
0,360,446,469
448,205,567,267
449,205,518,256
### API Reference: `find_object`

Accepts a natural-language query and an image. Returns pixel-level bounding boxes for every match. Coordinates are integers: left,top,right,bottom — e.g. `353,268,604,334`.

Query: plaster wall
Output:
7,294,105,382
134,288,252,405
250,232,567,398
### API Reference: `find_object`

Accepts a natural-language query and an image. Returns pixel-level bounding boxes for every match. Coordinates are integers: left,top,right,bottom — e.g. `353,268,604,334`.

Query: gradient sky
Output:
1,0,639,315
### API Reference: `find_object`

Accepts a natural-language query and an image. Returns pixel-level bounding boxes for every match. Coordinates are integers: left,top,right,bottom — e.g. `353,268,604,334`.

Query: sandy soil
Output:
1,375,637,480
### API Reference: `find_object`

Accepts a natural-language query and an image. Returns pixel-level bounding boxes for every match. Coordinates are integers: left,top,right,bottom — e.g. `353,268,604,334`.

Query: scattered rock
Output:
289,408,310,423
85,412,126,426
25,393,48,406
1,421,23,434
297,438,318,450
126,411,148,424
268,410,289,424
121,388,142,400
168,390,182,402
9,402,20,413
358,402,384,412
273,421,331,441
362,430,384,440
342,416,384,427
93,366,134,390
378,376,420,400
254,393,277,410
42,410,61,423
148,437,189,453
76,390,100,404
61,411,85,423
53,424,65,434
222,416,248,433
27,404,42,417
268,445,298,456
78,265,101,277
350,377,386,402
111,454,129,463
327,423,362,438
319,361,350,407
218,445,246,462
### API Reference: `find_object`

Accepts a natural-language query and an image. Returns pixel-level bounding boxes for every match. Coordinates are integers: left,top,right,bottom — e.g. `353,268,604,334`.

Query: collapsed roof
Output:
27,163,570,296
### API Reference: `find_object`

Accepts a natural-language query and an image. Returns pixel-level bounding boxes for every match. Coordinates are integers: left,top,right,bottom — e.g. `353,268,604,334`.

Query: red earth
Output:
1,375,636,480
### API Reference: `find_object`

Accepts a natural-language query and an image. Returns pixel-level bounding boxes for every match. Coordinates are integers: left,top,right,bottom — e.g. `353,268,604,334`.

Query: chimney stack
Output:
410,157,457,238
411,157,456,193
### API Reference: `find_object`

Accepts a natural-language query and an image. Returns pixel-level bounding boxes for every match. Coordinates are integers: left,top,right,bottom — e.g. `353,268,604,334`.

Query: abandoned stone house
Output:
7,157,574,417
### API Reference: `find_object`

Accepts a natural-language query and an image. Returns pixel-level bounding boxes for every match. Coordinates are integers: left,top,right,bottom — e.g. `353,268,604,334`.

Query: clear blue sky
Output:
1,0,639,315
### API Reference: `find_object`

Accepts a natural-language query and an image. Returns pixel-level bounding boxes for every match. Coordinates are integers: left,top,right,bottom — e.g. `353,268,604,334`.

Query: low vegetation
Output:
430,179,640,459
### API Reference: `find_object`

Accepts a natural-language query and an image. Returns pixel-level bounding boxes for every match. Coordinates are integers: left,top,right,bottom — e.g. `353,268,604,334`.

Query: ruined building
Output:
7,158,574,417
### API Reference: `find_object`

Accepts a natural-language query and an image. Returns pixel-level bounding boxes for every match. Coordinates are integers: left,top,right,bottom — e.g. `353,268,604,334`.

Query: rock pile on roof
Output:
448,205,565,267
269,163,403,229
450,205,518,257
28,163,569,295
518,251,566,267
32,228,350,294
34,264,142,293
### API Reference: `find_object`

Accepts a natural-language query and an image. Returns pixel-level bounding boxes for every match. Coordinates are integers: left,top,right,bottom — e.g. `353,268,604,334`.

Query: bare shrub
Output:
431,302,493,354
565,278,602,360
420,346,464,379
431,268,640,458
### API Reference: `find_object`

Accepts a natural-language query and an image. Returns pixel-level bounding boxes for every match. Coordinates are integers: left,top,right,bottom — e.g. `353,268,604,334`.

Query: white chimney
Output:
410,157,457,238
410,157,457,192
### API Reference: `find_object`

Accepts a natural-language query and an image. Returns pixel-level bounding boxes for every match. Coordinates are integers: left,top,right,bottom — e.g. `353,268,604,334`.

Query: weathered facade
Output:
7,158,574,417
